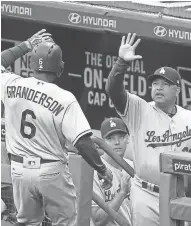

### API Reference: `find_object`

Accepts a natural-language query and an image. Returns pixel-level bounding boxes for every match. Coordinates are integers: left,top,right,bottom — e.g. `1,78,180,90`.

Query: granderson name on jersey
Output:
6,85,64,116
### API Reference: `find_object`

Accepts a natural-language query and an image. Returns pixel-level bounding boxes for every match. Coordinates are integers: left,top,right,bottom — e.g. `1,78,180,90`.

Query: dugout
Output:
1,1,191,130
1,2,191,226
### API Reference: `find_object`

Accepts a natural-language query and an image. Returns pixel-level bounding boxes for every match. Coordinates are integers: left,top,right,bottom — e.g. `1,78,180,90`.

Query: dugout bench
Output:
160,152,191,226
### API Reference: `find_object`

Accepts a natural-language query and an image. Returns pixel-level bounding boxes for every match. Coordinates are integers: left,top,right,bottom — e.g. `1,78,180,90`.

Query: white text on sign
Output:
84,51,147,107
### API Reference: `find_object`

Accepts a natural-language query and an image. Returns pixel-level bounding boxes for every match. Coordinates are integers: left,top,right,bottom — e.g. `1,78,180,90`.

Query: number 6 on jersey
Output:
20,109,36,139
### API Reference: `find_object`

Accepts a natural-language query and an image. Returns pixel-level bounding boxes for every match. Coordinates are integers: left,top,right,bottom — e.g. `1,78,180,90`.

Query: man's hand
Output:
98,167,113,190
26,29,53,51
119,33,142,62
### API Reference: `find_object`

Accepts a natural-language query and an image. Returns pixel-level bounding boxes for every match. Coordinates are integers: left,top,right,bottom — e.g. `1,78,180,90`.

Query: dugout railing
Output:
160,152,191,226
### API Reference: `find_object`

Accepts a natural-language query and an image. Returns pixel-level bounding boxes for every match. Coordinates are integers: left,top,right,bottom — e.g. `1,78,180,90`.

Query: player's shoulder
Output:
1,65,16,76
1,66,11,76
1,65,6,73
176,105,191,116
146,101,160,114
50,84,76,103
1,65,20,84
148,101,168,114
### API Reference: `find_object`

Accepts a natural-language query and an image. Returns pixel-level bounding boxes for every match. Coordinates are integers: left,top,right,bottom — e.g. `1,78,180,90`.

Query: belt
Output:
142,181,159,193
11,154,59,164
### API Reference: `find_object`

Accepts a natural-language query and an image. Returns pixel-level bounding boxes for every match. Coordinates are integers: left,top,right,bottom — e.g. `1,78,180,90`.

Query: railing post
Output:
160,152,191,226
69,154,94,226
160,173,185,226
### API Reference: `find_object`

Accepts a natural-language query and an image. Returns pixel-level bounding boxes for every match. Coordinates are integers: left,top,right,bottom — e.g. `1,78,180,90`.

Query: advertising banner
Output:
1,1,191,46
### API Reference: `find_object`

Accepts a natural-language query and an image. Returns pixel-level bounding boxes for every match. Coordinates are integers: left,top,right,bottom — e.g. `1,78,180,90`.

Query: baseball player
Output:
91,117,133,226
1,101,10,164
1,100,17,223
105,33,191,226
1,29,112,226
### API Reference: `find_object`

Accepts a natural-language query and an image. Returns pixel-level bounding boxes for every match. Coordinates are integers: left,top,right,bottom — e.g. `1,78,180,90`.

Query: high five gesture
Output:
119,33,142,62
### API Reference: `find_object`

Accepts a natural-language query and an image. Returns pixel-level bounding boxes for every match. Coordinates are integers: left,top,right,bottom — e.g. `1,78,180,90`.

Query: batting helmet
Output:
30,42,64,77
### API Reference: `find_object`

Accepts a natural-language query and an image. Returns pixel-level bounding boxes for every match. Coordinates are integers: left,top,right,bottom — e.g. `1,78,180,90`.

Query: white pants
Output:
11,160,77,226
130,176,159,226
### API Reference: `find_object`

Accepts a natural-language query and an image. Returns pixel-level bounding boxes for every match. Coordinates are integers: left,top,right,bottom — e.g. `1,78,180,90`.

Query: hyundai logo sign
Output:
68,13,81,24
154,26,167,37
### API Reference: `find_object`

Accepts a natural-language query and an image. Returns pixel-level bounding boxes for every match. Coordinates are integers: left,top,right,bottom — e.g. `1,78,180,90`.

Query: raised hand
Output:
26,29,54,51
119,33,142,62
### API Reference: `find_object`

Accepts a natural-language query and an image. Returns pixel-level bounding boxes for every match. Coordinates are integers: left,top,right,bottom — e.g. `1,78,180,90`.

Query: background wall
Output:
2,17,191,130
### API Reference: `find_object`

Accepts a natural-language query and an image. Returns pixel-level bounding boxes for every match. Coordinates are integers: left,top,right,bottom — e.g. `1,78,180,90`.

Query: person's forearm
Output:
75,135,106,174
92,190,126,226
105,57,129,114
1,42,30,68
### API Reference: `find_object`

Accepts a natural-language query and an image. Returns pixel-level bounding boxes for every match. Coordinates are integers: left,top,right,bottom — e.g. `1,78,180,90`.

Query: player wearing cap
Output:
1,30,112,226
105,33,191,226
91,117,133,226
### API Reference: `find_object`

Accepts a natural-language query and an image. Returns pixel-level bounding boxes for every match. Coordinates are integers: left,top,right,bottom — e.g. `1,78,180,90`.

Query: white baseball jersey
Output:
116,92,191,185
1,66,91,162
92,158,133,226
1,117,10,165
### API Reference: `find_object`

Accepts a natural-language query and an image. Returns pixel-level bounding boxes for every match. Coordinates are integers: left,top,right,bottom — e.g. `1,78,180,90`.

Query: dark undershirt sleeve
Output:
1,42,30,68
105,57,130,115
75,134,106,174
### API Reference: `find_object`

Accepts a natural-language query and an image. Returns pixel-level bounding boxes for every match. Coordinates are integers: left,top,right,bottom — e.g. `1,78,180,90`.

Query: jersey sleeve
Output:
115,91,149,136
61,101,92,145
1,66,20,103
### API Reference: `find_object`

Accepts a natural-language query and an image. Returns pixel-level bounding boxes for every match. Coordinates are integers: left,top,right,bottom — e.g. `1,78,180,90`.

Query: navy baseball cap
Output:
101,117,129,138
148,67,181,86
